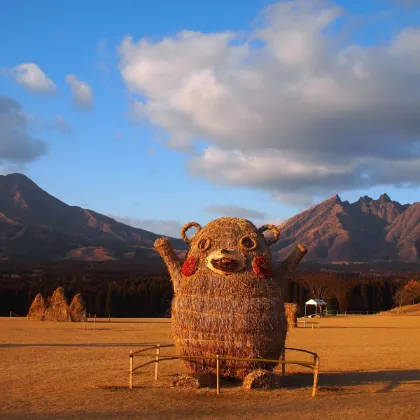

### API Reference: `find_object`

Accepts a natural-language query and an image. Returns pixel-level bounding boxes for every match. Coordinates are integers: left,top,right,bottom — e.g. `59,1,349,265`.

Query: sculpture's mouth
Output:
211,257,238,272
206,250,246,275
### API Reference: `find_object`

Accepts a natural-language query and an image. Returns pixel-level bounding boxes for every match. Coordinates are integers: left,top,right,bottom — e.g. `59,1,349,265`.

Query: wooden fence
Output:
128,344,320,397
298,320,320,329
344,310,381,315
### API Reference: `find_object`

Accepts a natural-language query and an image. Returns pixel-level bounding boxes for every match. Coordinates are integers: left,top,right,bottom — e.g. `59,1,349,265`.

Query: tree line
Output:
1,263,419,318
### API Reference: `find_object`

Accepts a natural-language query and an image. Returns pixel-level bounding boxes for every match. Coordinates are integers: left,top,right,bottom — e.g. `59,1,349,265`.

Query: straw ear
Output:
258,224,280,247
180,222,202,244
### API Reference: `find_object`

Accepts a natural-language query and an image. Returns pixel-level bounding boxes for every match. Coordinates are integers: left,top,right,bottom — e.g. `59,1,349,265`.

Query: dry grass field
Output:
1,314,420,420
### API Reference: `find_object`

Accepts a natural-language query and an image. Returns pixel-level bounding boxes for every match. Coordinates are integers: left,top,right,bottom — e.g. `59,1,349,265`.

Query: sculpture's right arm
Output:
154,237,182,293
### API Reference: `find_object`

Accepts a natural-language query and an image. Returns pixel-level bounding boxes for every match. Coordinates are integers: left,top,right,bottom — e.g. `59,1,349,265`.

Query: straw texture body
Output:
172,275,287,379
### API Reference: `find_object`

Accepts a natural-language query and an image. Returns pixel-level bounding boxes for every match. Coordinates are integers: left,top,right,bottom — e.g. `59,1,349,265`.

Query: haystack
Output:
285,303,299,328
44,287,71,322
27,293,46,321
154,217,307,380
69,293,87,322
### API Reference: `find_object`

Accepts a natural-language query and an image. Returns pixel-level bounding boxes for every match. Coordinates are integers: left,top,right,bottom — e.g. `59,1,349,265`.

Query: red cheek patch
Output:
182,257,198,277
252,256,270,279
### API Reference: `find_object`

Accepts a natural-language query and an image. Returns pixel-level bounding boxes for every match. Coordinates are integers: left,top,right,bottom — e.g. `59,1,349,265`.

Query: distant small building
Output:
305,299,327,317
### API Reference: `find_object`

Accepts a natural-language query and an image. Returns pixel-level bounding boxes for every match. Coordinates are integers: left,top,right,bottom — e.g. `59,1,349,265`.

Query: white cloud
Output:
110,215,183,238
48,115,72,134
4,63,56,94
0,96,48,163
65,74,93,109
119,0,420,204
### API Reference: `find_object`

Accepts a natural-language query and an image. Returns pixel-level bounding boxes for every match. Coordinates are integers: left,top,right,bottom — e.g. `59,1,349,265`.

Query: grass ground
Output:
1,314,420,420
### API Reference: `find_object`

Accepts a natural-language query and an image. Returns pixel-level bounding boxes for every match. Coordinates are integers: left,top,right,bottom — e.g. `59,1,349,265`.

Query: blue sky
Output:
1,0,419,237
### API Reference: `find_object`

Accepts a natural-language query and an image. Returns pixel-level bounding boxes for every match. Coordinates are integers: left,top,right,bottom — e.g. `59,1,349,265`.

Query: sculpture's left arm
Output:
273,243,308,289
275,243,307,275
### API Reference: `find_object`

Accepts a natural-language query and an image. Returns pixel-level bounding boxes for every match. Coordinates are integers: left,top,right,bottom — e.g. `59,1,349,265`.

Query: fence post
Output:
129,351,133,390
312,356,320,397
216,355,220,395
281,351,286,376
154,344,160,381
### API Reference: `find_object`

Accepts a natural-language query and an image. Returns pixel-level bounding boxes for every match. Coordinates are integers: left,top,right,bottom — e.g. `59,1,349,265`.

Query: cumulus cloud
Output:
3,63,56,94
110,215,183,238
65,74,93,109
119,0,420,204
48,115,72,134
205,204,269,219
0,95,48,164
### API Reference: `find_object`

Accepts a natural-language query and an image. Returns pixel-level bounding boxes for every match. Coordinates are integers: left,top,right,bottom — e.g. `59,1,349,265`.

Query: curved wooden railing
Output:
128,344,320,397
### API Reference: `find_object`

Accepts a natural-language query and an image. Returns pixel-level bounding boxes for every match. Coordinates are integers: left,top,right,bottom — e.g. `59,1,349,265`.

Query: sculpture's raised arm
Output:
154,237,182,293
275,243,308,278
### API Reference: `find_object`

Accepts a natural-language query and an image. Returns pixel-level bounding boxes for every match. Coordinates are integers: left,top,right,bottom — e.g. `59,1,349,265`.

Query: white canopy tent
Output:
305,299,327,317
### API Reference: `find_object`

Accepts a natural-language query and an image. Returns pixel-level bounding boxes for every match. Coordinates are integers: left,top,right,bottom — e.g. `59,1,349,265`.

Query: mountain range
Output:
0,173,418,263
272,193,419,263
0,173,187,262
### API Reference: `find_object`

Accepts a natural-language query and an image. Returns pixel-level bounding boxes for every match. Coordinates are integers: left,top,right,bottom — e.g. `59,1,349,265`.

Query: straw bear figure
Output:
154,217,307,387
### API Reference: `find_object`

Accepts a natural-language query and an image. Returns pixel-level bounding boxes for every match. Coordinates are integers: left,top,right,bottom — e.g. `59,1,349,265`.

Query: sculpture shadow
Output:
281,369,420,393
0,342,162,348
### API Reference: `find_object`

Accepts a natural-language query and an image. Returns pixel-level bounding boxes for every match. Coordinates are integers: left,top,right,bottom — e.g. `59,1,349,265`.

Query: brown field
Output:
1,314,420,420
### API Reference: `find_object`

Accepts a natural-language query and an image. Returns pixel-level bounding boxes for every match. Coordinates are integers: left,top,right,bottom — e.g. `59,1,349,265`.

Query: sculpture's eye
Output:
239,236,257,251
197,238,211,252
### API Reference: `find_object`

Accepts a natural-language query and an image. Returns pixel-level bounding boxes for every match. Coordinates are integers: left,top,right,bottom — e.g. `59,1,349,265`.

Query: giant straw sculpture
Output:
154,217,307,385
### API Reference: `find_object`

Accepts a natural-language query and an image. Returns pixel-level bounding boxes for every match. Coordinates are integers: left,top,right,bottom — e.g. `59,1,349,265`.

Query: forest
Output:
1,260,419,318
